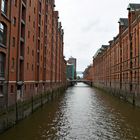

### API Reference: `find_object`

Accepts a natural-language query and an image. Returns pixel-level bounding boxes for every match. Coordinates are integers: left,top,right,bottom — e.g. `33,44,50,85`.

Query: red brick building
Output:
0,0,66,108
92,3,140,106
83,65,93,81
0,0,11,107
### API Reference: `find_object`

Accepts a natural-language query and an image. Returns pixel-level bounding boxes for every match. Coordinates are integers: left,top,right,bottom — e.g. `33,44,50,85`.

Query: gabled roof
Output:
101,45,108,49
127,3,140,11
101,45,109,51
119,18,128,27
93,45,109,59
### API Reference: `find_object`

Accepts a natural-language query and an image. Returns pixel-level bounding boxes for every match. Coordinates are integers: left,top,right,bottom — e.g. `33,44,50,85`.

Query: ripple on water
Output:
0,83,140,140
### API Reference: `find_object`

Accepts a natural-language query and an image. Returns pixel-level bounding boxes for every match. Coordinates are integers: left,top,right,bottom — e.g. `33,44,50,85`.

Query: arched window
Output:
1,0,8,15
0,22,7,46
0,52,5,78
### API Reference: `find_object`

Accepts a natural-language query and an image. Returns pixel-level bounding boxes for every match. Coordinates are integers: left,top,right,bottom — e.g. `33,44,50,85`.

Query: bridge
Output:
68,79,92,86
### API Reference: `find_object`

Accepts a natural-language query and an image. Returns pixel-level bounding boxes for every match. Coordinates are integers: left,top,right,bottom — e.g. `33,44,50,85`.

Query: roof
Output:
127,3,140,11
93,45,109,59
67,63,74,66
101,45,109,50
119,18,128,27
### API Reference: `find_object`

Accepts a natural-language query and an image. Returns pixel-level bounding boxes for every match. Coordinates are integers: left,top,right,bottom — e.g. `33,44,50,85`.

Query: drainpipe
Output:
50,8,54,89
138,10,140,101
133,9,140,105
7,0,12,108
15,0,22,122
118,20,122,90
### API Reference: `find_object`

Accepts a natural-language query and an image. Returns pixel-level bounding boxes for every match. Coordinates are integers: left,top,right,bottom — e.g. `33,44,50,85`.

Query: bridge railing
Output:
67,79,92,86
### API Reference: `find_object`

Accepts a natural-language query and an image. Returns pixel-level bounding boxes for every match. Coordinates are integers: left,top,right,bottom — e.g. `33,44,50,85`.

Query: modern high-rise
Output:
67,57,77,79
66,63,74,80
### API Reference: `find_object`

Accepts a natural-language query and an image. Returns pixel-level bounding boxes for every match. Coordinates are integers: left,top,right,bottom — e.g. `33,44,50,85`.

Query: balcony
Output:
20,42,24,61
21,19,25,25
20,55,24,61
19,61,24,81
39,1,41,14
21,26,25,40
21,4,26,22
37,49,40,53
20,37,25,43
22,0,26,7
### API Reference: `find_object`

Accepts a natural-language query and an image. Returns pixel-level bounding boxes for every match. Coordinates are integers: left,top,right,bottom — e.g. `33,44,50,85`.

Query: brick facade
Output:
83,65,93,81
90,3,140,106
0,0,66,107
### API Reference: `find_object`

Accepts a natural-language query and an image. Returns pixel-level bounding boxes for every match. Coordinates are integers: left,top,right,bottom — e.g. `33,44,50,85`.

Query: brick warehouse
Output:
87,3,140,106
0,0,66,108
83,65,93,82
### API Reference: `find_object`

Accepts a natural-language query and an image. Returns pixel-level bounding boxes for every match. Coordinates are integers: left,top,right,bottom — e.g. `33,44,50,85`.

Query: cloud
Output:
55,0,140,71
82,19,101,33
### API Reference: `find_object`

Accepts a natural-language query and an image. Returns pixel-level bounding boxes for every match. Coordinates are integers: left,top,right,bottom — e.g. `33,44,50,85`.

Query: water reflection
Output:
0,83,140,140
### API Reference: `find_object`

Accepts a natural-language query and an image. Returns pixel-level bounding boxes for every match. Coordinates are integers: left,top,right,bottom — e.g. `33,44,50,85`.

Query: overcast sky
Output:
55,0,140,71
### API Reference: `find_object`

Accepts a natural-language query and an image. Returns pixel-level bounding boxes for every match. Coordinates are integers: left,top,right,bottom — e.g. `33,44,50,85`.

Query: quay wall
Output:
93,82,140,107
0,84,67,133
86,4,140,108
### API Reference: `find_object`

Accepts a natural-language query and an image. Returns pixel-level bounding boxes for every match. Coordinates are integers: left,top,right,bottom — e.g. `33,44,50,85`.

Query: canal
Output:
0,83,140,140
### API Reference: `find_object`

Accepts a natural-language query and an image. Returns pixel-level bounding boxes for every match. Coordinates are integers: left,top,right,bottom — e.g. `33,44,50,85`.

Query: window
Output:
1,0,8,15
0,53,5,77
12,37,15,47
39,15,41,25
29,0,31,6
0,22,7,46
32,50,34,56
39,2,41,13
29,15,30,22
38,27,40,37
27,46,29,54
34,7,35,14
11,85,14,93
28,31,30,38
0,85,3,96
11,57,15,69
13,17,16,26
14,0,17,6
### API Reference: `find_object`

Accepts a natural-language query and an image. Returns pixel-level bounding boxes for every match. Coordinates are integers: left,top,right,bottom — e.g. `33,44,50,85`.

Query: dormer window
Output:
1,0,8,15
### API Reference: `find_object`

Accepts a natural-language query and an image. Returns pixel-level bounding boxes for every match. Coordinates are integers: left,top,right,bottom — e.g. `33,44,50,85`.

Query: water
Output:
0,83,140,140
